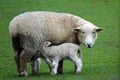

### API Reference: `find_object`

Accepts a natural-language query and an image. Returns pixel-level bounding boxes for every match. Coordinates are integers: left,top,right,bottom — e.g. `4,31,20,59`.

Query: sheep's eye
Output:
92,32,96,34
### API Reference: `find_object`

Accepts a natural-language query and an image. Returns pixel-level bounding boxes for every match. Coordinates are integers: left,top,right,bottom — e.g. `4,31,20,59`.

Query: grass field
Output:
0,0,119,80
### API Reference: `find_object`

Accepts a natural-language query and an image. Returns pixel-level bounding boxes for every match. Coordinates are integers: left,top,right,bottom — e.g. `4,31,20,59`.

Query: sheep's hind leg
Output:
19,50,29,77
14,52,21,75
12,35,23,76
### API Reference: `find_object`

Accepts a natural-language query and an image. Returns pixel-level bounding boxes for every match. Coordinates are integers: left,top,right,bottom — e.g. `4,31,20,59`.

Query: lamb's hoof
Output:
18,71,28,77
75,70,82,74
75,71,80,74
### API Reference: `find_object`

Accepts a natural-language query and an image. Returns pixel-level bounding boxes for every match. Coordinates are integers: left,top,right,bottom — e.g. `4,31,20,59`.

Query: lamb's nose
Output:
87,43,91,48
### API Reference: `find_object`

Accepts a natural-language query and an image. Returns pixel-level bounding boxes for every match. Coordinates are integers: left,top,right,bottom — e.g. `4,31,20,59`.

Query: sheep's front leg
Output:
57,59,63,74
51,60,58,75
31,58,41,75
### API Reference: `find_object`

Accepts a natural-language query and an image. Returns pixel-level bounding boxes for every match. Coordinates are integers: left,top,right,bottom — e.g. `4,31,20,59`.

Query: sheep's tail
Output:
11,34,23,54
78,47,82,60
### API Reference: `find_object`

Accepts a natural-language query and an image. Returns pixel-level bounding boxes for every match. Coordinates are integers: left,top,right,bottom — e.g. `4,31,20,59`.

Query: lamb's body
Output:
41,42,82,75
43,43,80,60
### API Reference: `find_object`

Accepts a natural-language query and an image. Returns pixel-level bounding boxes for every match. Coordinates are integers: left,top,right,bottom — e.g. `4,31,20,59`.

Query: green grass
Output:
0,0,119,80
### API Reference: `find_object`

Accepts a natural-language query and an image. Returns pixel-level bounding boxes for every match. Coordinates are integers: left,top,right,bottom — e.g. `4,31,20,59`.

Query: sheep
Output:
40,41,82,75
9,11,103,76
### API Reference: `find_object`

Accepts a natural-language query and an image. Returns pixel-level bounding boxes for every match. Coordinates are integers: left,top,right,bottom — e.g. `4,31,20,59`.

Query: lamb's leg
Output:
31,58,41,75
57,59,63,74
19,50,29,77
75,58,82,74
45,58,52,72
70,55,82,74
51,60,58,75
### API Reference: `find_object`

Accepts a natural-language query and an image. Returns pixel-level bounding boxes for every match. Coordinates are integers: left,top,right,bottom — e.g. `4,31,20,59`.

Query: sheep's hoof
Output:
18,71,28,77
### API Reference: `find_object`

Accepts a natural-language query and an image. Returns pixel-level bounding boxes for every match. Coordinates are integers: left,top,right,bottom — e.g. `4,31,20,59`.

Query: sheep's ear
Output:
44,41,51,47
95,27,103,32
72,27,81,33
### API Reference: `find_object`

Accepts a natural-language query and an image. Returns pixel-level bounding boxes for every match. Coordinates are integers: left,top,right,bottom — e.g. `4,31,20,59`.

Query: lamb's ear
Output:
95,27,103,32
44,41,51,47
72,27,81,33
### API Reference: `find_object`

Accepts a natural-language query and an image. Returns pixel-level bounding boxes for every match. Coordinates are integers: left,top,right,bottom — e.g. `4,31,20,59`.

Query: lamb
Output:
40,41,82,75
9,11,103,76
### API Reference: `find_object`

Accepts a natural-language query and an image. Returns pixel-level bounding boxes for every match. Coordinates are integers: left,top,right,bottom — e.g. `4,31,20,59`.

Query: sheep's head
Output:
73,22,103,48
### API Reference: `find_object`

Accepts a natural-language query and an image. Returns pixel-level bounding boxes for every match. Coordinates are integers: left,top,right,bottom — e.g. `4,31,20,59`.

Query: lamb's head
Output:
41,41,51,53
73,22,103,48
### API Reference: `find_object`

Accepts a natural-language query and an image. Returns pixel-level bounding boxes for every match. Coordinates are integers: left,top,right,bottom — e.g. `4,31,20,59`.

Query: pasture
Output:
0,0,119,80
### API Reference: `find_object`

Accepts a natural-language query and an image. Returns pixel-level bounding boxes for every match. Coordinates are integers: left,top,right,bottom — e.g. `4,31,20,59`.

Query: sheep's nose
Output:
87,43,91,48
